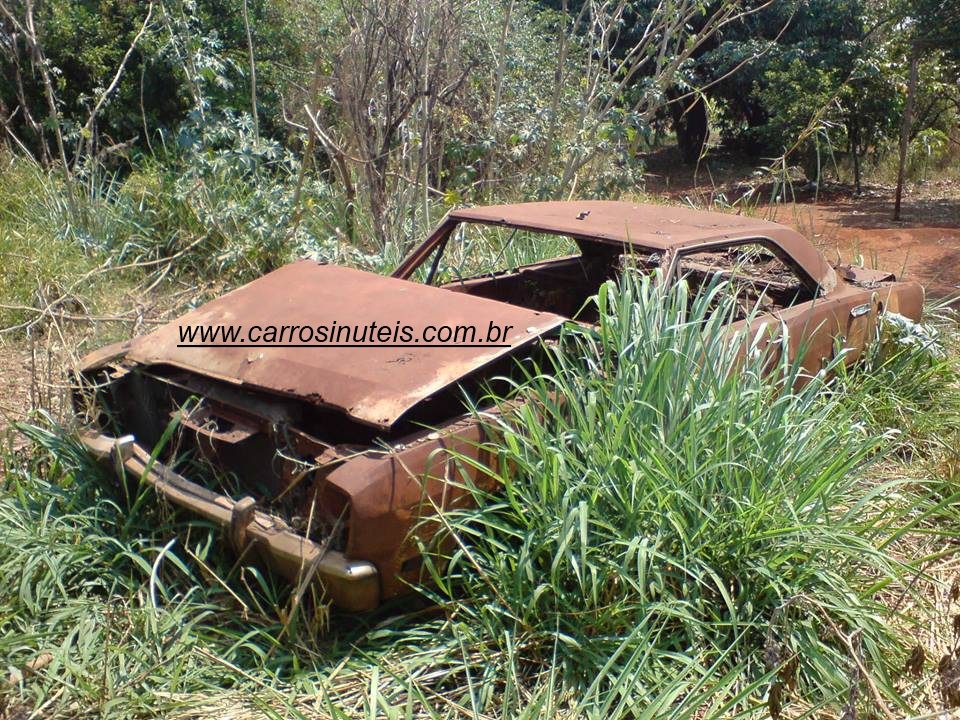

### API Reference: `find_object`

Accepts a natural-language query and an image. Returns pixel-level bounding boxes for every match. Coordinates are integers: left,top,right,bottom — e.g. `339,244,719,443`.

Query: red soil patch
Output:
765,186,960,300
641,146,960,302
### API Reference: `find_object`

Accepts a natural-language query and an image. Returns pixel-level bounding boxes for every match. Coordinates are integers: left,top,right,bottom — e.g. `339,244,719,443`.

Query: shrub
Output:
421,271,917,715
834,304,959,453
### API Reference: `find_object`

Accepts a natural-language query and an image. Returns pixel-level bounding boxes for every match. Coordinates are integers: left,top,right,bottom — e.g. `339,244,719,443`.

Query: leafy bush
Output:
834,305,959,453
420,271,922,715
908,129,953,181
0,112,385,311
113,111,379,278
0,0,316,163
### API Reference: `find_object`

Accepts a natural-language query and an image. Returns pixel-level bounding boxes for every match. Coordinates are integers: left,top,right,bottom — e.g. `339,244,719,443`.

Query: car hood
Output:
123,260,565,429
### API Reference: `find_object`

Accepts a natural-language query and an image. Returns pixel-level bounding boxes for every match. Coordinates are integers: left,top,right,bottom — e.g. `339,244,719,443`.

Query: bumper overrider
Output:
79,431,380,612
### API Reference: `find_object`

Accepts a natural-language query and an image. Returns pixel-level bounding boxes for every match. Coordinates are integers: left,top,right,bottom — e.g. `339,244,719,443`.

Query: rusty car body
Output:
75,201,924,611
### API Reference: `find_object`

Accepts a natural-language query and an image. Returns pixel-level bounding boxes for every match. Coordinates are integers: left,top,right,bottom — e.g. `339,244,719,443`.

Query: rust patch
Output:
124,261,564,430
444,201,837,292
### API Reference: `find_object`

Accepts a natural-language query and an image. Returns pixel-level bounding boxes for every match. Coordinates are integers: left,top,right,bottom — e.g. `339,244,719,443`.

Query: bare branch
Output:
241,0,258,138
75,3,154,168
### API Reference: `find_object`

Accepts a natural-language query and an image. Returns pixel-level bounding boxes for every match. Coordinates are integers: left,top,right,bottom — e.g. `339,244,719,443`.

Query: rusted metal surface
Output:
76,200,925,611
395,201,837,293
124,261,565,429
79,431,381,611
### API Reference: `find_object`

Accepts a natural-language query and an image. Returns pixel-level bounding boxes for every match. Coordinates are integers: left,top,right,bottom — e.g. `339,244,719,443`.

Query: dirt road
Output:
641,147,960,301
766,184,960,300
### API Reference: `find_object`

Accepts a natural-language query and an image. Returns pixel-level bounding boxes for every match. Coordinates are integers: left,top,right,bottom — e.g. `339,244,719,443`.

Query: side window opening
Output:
410,223,663,319
435,224,580,283
676,242,814,318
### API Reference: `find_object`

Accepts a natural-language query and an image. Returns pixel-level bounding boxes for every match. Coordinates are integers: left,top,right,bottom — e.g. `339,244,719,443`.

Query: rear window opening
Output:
675,242,815,318
407,223,816,323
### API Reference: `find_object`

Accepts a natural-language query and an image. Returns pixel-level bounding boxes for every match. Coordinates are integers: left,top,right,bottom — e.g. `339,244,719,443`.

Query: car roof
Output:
448,201,836,291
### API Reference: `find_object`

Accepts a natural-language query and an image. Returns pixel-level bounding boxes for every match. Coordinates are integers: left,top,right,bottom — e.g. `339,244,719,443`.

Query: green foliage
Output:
908,0,960,64
0,157,108,327
2,0,956,205
0,0,177,159
0,0,316,163
0,112,383,319
439,6,639,199
687,0,953,179
118,111,378,277
743,40,902,182
1,2,960,714
3,278,960,717
0,417,756,718
417,271,954,715
671,0,865,154
834,304,960,451
0,425,228,716
908,128,952,179
750,57,842,172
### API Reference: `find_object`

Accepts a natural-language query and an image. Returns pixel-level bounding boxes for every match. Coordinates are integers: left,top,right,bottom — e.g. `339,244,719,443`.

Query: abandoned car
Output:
75,201,924,611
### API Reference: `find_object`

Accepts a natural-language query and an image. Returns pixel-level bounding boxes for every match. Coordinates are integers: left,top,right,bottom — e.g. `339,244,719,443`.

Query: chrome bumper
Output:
79,431,380,612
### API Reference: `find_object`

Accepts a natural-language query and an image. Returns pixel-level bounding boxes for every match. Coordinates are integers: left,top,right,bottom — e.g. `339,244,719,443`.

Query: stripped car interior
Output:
75,201,924,611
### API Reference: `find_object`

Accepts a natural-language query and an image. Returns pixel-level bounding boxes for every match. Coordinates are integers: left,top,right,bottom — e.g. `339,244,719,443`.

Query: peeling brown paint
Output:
76,201,924,611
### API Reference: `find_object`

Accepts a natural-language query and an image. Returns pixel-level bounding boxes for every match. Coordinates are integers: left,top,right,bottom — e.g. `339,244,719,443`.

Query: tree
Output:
893,0,960,219
0,0,314,164
839,48,901,193
304,0,475,248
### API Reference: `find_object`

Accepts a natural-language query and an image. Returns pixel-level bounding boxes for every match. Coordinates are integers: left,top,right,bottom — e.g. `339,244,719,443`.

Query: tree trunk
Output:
849,119,861,194
241,0,258,139
669,89,709,165
893,52,919,221
853,144,861,194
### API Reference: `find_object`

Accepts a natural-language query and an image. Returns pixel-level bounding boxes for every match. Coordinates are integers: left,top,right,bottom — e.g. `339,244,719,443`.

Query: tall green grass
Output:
1,275,959,718
0,424,768,718
419,271,959,717
0,119,388,330
833,300,960,454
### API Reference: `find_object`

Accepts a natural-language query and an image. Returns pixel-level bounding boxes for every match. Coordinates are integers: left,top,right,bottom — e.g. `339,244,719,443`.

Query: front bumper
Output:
79,431,380,612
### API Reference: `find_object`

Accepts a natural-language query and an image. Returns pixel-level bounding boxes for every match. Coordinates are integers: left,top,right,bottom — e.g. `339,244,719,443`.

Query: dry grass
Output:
2,183,960,717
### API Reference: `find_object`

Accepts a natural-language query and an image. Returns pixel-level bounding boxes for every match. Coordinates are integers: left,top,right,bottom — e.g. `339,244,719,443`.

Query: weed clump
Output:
420,272,924,714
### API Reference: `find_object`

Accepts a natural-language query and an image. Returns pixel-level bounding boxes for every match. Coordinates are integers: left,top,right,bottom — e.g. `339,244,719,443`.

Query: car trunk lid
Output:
125,260,565,429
